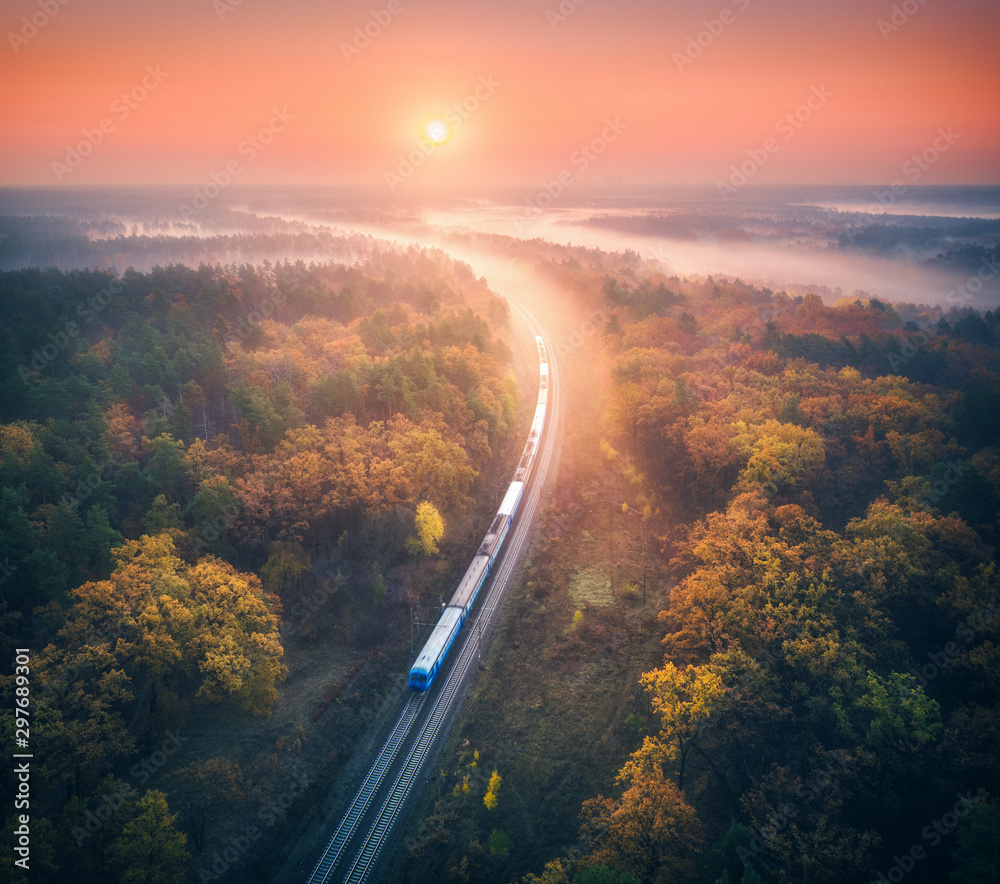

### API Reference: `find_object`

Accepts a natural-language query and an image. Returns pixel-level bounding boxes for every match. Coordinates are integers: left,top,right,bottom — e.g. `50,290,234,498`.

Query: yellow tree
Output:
186,556,287,715
734,420,825,495
634,661,725,791
607,381,644,456
483,769,501,811
388,419,477,511
0,421,36,462
520,858,572,884
407,501,445,556
58,533,287,722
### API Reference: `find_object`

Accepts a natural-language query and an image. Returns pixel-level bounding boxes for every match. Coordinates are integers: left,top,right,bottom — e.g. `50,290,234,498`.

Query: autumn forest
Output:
1,217,999,884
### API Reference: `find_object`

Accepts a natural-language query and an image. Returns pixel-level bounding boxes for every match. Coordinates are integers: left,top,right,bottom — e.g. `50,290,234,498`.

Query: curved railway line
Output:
303,300,560,884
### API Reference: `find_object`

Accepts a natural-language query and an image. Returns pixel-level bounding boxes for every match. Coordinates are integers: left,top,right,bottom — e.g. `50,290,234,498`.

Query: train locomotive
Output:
408,335,548,692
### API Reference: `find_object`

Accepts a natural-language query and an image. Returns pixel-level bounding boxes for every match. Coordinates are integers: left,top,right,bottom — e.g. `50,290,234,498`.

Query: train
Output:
408,334,548,692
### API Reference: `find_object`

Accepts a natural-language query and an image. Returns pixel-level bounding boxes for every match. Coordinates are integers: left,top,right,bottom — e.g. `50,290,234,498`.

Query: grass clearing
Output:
569,565,615,608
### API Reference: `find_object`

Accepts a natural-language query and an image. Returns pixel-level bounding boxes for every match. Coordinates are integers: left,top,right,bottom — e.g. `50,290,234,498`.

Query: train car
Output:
513,438,537,484
514,405,545,486
408,605,463,690
477,479,522,562
449,554,491,620
514,330,547,478
408,334,546,693
497,480,524,525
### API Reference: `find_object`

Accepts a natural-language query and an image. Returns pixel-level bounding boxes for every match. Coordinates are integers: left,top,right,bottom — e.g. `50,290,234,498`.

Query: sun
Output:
422,118,451,145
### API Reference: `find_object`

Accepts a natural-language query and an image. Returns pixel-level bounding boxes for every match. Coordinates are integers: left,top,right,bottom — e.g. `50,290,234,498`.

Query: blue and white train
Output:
408,334,548,691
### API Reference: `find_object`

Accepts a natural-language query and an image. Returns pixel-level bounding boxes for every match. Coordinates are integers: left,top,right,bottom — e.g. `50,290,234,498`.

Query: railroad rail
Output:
304,303,559,884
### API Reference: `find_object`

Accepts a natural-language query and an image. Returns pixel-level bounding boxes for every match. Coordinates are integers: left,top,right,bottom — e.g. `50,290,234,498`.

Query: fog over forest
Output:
3,186,998,312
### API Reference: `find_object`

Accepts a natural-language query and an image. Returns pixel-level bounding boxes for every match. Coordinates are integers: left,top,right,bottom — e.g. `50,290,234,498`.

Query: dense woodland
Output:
0,244,518,882
505,258,1000,883
2,217,1000,884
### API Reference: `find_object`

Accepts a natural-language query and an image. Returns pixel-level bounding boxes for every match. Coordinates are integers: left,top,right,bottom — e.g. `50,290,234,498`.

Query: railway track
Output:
304,695,423,882
304,302,560,884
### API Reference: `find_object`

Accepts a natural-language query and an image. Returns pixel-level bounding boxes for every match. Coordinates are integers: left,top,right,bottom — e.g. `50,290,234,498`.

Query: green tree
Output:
950,800,1000,884
107,790,189,884
142,494,183,534
260,541,310,594
166,758,247,851
488,827,511,858
372,570,387,606
575,865,641,884
145,433,188,498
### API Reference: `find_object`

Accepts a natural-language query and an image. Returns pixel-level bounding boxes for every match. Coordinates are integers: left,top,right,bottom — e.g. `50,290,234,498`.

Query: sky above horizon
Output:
1,0,998,194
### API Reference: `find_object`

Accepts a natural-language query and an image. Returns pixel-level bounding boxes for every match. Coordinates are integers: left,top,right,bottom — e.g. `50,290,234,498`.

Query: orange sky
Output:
1,0,998,191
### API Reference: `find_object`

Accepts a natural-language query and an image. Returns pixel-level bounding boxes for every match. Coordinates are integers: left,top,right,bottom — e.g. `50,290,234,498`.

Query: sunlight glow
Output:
423,119,451,145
